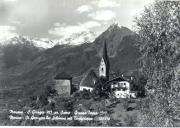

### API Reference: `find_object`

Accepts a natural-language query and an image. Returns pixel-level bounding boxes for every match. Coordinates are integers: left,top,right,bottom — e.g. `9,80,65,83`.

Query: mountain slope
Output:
111,34,141,73
0,24,141,99
93,23,135,57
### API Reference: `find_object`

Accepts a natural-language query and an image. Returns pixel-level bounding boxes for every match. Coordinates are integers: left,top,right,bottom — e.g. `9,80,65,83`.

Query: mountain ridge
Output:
93,23,135,57
0,23,141,99
0,31,96,49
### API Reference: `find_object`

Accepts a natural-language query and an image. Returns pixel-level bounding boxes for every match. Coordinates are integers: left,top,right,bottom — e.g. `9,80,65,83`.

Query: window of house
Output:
111,85,114,88
122,87,127,91
112,88,116,91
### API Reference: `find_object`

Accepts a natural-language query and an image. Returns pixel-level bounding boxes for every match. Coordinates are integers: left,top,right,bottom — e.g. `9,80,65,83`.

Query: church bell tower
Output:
99,41,110,81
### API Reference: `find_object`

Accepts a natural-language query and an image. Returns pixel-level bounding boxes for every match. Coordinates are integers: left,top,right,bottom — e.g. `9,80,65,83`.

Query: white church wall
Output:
80,86,93,92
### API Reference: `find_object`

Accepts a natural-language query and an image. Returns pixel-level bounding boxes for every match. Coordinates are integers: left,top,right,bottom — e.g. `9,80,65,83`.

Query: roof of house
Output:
79,69,98,88
54,72,72,80
106,76,127,84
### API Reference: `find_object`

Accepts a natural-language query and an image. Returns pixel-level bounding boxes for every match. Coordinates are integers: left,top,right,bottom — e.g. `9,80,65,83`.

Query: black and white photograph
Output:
0,0,180,127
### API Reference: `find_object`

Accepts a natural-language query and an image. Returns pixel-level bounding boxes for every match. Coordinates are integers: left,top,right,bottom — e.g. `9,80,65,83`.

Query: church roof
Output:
54,72,72,80
79,69,98,88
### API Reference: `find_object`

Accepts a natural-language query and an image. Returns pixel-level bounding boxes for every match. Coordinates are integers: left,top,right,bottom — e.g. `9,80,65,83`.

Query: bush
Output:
124,114,138,126
122,99,129,110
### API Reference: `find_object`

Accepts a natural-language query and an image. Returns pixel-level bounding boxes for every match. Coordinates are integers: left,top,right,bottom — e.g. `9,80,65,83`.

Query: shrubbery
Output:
135,1,180,126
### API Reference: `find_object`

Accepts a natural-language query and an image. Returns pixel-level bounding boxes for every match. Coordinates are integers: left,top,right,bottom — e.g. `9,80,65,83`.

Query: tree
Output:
135,1,180,126
131,73,146,98
92,78,110,100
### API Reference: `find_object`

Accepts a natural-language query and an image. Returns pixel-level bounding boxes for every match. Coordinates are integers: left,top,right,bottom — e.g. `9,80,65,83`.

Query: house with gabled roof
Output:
79,69,98,92
106,77,131,98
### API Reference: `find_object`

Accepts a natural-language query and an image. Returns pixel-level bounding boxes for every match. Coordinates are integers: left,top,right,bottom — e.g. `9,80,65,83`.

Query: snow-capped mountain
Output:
0,30,96,49
0,36,55,49
1,23,141,102
0,23,133,50
58,31,96,45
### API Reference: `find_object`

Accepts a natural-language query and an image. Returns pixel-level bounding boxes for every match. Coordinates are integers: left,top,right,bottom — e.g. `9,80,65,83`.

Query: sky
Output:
0,0,154,42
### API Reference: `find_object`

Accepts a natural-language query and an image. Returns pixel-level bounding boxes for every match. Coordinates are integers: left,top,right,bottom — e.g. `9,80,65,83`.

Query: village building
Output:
106,77,134,98
79,69,98,92
78,41,136,98
54,72,72,95
98,41,134,98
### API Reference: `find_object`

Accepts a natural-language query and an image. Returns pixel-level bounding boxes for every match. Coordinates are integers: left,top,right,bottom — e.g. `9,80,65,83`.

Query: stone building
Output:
54,72,72,95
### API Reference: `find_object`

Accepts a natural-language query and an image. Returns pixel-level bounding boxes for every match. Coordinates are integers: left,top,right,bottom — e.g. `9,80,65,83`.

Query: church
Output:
79,41,135,98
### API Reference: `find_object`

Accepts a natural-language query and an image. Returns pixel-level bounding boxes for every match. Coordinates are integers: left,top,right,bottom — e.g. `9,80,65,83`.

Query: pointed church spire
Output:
103,40,109,67
99,40,110,81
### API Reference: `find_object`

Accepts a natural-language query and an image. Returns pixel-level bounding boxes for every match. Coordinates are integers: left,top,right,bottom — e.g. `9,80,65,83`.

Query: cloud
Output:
53,22,66,27
82,21,101,28
91,0,120,8
49,24,86,37
0,25,17,42
76,5,93,13
10,20,21,25
88,10,116,21
3,0,17,2
49,21,101,37
48,21,100,44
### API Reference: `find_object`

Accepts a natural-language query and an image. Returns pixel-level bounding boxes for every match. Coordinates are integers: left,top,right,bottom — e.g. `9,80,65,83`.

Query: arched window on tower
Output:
101,68,104,72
